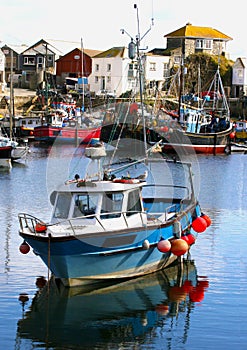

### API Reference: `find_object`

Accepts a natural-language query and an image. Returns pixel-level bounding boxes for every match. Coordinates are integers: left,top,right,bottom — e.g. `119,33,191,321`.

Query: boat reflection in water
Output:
17,259,209,349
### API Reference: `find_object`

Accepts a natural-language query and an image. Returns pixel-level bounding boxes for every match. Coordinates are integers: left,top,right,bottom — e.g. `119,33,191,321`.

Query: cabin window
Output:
126,190,142,216
100,192,123,219
73,194,99,217
54,193,71,219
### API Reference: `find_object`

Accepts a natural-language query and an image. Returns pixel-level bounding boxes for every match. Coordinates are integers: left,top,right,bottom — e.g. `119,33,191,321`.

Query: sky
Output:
1,0,246,60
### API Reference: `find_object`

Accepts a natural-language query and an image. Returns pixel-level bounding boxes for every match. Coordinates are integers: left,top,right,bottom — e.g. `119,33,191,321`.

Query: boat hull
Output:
161,127,233,155
34,125,101,144
19,202,201,287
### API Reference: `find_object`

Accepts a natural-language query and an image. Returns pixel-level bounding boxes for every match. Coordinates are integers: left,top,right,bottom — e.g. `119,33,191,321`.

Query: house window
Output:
95,76,99,83
174,56,181,65
24,57,35,65
107,76,111,83
149,62,156,71
107,64,111,71
237,69,243,78
196,39,212,49
163,63,169,78
95,64,99,71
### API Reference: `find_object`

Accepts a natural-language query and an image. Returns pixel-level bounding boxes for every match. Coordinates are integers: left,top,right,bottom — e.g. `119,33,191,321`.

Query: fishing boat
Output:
17,259,209,348
33,109,102,144
158,66,235,155
18,151,211,287
18,6,210,288
0,127,29,165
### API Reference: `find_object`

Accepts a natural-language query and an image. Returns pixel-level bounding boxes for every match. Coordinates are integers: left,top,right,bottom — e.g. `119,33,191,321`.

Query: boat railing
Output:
18,213,46,233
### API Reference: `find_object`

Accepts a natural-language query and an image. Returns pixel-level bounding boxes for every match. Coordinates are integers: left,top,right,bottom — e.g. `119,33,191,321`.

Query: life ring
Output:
113,178,140,184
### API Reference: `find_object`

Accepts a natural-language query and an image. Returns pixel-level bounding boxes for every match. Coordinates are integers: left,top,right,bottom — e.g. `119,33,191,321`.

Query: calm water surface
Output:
0,143,247,350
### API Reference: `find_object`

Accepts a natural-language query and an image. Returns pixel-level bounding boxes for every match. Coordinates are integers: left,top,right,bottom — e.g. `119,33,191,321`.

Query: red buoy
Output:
19,241,30,254
181,233,196,245
170,239,189,256
191,217,207,233
201,214,212,227
229,132,235,139
157,239,171,253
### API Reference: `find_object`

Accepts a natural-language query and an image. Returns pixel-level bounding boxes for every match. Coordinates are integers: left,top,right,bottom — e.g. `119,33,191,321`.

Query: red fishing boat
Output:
34,112,101,144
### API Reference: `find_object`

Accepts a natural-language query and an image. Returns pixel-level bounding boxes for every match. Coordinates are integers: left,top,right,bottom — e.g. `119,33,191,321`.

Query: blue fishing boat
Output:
18,152,210,287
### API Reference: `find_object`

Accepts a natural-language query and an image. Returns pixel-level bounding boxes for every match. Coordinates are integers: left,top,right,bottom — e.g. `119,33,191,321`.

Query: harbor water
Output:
0,142,247,350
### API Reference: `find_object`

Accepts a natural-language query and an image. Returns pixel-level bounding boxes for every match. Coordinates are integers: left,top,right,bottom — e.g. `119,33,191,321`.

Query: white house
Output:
89,46,170,97
144,52,170,94
89,47,136,97
232,57,247,97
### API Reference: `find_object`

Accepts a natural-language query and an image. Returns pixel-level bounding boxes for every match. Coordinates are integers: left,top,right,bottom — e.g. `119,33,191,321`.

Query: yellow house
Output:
164,23,232,63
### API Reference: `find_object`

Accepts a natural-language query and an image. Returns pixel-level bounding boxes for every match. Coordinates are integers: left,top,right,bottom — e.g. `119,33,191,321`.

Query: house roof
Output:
165,23,232,41
234,57,247,68
1,44,29,55
80,48,102,57
93,47,126,58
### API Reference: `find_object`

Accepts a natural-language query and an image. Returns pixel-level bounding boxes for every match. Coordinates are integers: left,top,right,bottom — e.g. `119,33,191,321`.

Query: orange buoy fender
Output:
157,239,171,253
191,217,207,233
170,239,189,256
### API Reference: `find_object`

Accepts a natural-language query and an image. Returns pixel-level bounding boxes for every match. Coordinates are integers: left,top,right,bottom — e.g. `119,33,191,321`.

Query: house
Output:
19,39,63,89
1,44,28,86
144,50,170,94
164,23,232,65
232,58,247,97
89,47,134,97
56,48,102,90
89,46,170,97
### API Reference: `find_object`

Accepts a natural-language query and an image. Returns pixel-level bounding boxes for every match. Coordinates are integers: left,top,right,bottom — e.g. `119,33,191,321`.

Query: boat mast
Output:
81,37,84,114
178,39,185,124
121,3,153,156
9,49,14,140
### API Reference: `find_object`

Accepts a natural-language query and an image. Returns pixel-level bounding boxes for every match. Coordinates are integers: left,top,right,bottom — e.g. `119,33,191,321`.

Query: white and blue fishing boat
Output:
18,4,210,287
18,151,211,287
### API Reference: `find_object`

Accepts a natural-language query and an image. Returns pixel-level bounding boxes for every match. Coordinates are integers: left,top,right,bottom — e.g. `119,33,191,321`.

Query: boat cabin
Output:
50,180,147,233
